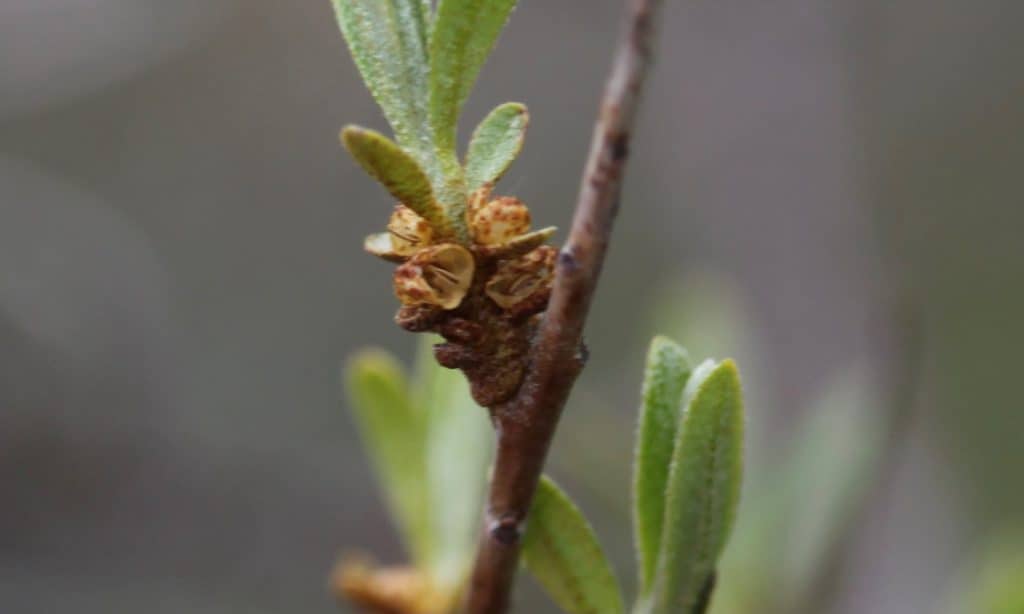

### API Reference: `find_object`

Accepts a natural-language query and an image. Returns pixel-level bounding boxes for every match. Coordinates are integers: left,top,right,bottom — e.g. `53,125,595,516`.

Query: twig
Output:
465,1,667,612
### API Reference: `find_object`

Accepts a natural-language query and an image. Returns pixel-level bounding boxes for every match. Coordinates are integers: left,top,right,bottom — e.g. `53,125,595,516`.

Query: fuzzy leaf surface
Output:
341,126,451,234
346,349,431,567
652,360,744,614
465,102,529,193
633,336,692,596
331,0,435,173
429,0,517,156
524,476,625,614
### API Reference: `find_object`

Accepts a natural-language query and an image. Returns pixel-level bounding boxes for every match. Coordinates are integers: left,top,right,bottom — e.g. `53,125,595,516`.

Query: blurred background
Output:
2,0,1022,612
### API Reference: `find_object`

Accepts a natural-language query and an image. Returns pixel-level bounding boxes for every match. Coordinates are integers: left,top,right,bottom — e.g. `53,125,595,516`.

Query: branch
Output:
465,1,666,612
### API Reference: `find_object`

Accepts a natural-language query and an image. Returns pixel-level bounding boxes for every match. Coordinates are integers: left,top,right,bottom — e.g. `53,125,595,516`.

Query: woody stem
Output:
464,1,667,612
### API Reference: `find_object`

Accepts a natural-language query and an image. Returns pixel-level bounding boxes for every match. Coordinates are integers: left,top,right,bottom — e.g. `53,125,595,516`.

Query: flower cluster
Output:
366,188,555,313
364,186,557,406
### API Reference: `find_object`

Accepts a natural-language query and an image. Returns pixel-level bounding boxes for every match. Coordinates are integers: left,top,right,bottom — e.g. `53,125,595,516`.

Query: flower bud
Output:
332,558,452,614
469,196,531,246
387,205,434,255
393,244,475,310
473,226,557,260
485,246,556,310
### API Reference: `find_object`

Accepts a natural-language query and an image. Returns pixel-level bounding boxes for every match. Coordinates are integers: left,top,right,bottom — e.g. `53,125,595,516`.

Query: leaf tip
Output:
340,124,368,148
506,101,529,120
346,347,403,383
649,334,684,354
715,358,742,386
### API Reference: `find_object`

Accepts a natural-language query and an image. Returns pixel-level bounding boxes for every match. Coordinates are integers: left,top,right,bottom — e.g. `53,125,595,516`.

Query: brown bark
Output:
464,1,667,612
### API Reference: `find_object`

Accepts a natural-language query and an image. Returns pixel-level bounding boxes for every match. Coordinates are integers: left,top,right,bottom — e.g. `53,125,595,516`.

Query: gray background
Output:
2,0,1022,612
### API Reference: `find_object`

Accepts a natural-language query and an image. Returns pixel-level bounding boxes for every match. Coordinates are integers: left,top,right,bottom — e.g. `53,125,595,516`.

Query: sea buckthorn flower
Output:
364,205,435,263
393,243,475,310
388,205,435,255
486,245,556,312
339,57,556,406
469,196,531,246
332,7,746,614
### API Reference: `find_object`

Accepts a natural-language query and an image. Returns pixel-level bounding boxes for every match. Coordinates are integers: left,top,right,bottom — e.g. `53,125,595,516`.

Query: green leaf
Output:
777,367,882,609
647,275,771,613
429,0,518,157
464,102,529,193
523,476,625,614
331,0,435,173
414,336,493,591
341,126,452,234
633,336,692,596
958,534,1024,614
651,360,744,614
345,349,431,568
649,274,762,432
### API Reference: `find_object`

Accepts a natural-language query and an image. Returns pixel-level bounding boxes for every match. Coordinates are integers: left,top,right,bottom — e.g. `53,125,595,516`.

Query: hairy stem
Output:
465,1,666,612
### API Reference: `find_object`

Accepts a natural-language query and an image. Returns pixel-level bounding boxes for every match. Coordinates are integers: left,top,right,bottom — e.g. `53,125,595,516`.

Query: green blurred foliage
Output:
345,336,492,593
948,533,1024,614
523,476,625,614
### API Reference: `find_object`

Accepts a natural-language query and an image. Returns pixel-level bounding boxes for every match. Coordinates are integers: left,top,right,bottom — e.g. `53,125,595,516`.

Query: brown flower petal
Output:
469,196,531,246
485,246,556,309
388,205,434,255
394,244,475,310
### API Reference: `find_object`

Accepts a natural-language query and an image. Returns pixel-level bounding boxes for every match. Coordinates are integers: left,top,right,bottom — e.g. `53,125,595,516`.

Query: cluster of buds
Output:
365,186,557,406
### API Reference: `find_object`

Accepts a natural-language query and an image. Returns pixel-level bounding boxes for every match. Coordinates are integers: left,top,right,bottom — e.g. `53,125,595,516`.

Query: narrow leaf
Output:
429,0,518,156
652,360,744,614
331,0,435,172
523,476,625,614
465,102,529,193
345,349,431,567
414,336,493,591
778,367,881,608
633,336,693,596
341,126,451,234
